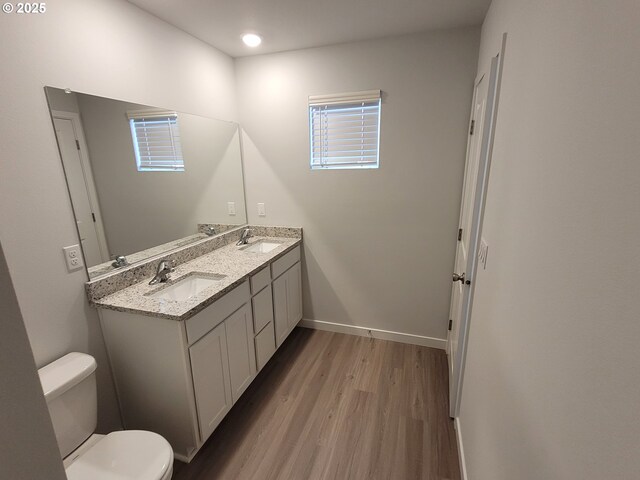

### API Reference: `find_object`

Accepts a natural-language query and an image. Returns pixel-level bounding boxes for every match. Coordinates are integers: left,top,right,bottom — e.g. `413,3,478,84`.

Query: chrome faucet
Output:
111,255,128,268
149,259,175,285
203,226,216,236
236,228,252,246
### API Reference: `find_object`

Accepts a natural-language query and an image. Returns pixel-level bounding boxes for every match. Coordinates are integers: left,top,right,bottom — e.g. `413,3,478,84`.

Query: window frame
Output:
308,90,381,171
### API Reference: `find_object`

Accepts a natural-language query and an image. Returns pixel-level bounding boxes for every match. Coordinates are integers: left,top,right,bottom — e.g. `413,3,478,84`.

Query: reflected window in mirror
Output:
128,111,185,172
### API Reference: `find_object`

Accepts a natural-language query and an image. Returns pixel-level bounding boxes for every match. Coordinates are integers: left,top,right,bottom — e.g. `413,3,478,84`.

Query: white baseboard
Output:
299,319,446,350
454,417,468,480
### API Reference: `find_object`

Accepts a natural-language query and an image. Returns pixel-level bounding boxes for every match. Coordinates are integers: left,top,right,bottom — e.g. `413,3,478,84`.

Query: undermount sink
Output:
242,240,282,254
148,273,226,301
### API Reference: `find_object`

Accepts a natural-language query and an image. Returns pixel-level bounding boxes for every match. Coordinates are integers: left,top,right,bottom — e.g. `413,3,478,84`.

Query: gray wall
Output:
236,28,480,341
0,242,67,480
458,0,640,478
75,94,245,257
0,0,237,431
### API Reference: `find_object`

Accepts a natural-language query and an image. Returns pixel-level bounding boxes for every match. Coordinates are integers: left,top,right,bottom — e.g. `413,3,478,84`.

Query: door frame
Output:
52,110,110,264
449,34,507,418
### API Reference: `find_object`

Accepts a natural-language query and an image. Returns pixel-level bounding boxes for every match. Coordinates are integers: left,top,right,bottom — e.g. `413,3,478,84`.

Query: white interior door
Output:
447,48,504,417
53,113,109,266
448,73,487,406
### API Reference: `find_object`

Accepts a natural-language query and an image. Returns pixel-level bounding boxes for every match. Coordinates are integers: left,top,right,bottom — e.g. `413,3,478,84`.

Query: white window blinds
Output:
309,90,381,170
127,110,184,172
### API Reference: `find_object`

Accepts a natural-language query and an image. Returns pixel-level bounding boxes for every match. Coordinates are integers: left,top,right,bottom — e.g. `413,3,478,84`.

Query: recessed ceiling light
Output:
242,33,262,48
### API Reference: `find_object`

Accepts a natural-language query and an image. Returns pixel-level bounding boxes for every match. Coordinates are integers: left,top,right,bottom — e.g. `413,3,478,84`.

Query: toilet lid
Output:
65,431,173,480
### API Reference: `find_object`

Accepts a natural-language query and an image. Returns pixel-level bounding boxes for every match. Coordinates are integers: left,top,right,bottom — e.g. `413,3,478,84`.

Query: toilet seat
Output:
65,430,173,480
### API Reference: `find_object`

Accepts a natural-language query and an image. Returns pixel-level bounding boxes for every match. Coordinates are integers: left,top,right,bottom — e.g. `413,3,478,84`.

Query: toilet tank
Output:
38,352,98,459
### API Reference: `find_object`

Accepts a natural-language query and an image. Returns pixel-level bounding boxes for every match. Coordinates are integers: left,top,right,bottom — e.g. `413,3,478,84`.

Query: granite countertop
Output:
93,236,301,321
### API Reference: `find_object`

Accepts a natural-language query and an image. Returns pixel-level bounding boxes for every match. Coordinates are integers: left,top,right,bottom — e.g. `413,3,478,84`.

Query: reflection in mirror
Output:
45,87,247,279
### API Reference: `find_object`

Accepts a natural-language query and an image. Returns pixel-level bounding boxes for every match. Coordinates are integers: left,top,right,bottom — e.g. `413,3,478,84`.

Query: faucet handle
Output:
236,228,253,246
158,258,175,272
111,255,128,268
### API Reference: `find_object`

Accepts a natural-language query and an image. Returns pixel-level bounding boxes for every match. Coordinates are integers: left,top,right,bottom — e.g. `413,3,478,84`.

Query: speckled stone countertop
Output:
93,235,301,321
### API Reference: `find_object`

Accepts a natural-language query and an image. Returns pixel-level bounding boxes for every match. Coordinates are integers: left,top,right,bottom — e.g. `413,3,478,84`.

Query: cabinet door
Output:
189,322,232,443
273,272,289,347
225,303,257,403
287,262,302,329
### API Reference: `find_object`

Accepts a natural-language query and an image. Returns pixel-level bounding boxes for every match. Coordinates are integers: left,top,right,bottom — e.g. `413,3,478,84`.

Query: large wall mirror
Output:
45,86,247,279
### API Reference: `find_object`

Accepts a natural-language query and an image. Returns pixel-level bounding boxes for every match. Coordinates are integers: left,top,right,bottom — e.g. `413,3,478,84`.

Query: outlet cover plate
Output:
63,244,84,272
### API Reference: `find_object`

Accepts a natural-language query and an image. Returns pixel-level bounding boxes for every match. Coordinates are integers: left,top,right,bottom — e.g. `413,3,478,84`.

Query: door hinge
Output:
75,139,80,150
448,319,453,331
91,213,96,222
469,120,475,135
458,228,463,241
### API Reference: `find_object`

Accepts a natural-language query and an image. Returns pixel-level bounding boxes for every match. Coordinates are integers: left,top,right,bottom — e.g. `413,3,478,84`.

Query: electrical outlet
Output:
227,201,236,216
478,238,489,269
257,202,266,217
63,244,84,272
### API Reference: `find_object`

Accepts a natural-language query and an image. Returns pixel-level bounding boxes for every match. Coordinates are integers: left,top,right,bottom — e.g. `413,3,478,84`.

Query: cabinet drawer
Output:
271,246,301,279
251,284,274,333
250,266,271,295
186,281,250,344
255,322,276,371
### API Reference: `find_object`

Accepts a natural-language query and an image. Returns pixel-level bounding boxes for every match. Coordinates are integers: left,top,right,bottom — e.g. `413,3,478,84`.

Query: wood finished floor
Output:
173,327,461,480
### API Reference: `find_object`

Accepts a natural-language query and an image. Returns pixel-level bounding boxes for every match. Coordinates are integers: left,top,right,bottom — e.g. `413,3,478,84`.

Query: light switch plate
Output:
227,201,236,216
478,238,489,269
257,202,266,217
63,244,84,272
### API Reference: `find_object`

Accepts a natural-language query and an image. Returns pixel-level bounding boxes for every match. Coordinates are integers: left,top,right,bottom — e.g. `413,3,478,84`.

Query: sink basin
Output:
148,273,226,301
242,240,282,254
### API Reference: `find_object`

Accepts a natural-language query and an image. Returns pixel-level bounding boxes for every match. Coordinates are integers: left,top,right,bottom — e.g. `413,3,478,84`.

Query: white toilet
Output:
38,352,173,480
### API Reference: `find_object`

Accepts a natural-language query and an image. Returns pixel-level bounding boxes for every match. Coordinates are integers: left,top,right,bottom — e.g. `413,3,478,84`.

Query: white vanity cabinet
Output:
249,245,302,365
98,244,302,463
189,301,256,441
100,280,256,462
272,250,303,347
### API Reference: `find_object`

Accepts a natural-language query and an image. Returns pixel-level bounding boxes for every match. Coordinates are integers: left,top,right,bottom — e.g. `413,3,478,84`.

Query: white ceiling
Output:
127,0,491,57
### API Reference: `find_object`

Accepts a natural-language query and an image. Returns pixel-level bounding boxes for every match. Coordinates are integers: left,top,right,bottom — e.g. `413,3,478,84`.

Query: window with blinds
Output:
128,111,185,172
309,90,381,170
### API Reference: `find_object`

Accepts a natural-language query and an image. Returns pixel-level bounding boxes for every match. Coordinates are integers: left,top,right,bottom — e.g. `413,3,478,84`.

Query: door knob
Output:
452,272,465,283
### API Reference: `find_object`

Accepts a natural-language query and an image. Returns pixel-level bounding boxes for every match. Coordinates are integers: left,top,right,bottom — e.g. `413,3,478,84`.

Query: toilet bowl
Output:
64,431,173,480
38,352,173,480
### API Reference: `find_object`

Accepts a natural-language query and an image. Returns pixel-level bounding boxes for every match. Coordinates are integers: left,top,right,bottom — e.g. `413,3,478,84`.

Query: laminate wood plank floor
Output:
173,327,461,480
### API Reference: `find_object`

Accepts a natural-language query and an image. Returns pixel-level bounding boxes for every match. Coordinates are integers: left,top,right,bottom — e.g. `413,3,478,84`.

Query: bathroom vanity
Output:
91,230,302,462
